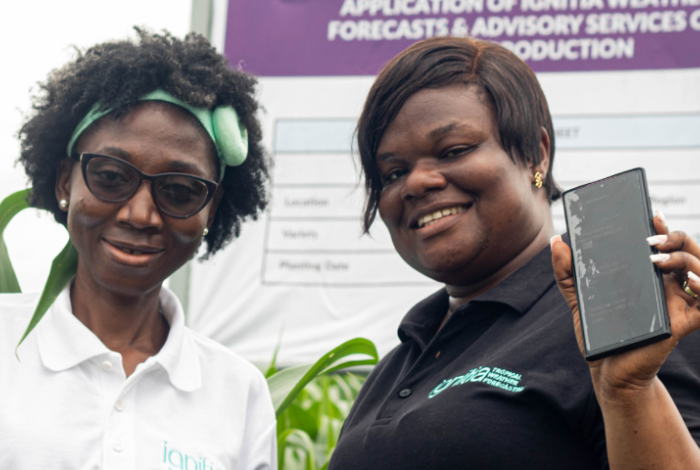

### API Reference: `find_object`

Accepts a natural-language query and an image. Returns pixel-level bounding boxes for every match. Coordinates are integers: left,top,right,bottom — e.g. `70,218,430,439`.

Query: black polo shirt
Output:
329,246,700,470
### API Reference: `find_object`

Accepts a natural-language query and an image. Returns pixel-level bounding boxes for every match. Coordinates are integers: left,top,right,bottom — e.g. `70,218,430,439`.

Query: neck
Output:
70,264,169,360
446,214,555,315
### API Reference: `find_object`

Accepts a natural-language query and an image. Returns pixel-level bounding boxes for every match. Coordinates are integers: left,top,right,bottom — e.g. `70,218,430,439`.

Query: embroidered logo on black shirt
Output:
428,366,525,398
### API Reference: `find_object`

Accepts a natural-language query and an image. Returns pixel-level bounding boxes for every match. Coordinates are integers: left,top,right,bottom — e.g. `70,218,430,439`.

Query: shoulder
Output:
185,327,268,391
0,293,40,338
0,292,40,314
510,283,581,349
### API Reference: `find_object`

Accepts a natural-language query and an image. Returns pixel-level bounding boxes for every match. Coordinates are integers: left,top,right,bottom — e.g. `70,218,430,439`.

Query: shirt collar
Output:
398,245,556,346
37,285,201,392
155,286,202,392
470,245,556,315
36,286,110,371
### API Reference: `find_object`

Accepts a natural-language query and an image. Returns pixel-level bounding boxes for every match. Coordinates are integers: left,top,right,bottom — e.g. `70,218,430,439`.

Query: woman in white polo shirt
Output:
0,29,276,469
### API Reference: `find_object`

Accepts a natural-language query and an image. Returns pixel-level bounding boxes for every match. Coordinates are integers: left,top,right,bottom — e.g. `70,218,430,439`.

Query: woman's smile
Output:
102,237,165,267
376,84,545,284
61,101,220,294
415,205,467,229
410,202,473,240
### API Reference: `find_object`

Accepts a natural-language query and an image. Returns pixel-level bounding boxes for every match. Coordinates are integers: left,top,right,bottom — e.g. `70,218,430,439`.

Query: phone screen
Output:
563,169,670,359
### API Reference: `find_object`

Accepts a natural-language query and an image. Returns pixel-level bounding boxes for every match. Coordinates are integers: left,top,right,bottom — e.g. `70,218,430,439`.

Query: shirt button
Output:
102,360,113,371
113,441,125,452
399,388,412,398
115,400,126,412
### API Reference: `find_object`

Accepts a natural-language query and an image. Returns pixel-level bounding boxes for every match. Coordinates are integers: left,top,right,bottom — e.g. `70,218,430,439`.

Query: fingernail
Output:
647,235,668,246
550,235,562,247
655,209,668,227
688,271,700,283
650,253,670,263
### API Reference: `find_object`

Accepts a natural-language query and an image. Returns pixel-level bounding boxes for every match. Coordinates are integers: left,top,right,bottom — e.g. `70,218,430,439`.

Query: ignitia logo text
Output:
163,441,214,470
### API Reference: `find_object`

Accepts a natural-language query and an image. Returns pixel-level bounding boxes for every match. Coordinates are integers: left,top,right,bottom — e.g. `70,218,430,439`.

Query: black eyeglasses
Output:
77,153,219,219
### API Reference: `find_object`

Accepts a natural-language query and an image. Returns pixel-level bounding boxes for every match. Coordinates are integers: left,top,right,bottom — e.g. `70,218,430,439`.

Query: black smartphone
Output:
562,168,671,361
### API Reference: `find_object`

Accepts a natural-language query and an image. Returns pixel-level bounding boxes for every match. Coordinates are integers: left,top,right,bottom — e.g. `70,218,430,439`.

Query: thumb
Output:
551,235,576,308
551,235,586,357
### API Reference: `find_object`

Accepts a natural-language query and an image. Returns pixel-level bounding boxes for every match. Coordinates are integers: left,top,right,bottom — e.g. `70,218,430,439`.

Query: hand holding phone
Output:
562,168,671,361
551,169,700,388
551,200,700,470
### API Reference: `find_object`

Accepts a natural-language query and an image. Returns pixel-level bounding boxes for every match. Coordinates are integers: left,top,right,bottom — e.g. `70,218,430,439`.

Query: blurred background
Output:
2,0,700,367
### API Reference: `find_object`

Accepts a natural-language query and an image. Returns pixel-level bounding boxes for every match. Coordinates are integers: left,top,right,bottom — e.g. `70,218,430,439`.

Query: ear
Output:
531,127,551,179
55,158,76,211
206,187,224,229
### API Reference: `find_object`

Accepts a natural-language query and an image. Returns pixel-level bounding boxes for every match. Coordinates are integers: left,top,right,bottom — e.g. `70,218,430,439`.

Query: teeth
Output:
119,247,143,255
417,206,465,228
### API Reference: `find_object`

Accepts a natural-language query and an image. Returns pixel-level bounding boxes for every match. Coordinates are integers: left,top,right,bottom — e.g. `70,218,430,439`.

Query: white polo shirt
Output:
0,285,276,470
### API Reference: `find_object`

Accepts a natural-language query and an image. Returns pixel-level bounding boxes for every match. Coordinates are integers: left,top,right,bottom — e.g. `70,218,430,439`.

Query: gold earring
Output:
203,228,209,236
59,199,68,209
534,172,543,189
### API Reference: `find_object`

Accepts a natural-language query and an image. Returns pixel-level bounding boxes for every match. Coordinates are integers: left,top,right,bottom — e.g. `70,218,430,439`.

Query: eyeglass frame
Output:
74,152,219,219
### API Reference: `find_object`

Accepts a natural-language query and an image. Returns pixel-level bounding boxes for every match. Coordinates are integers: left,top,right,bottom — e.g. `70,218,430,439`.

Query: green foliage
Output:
0,189,79,353
267,338,377,417
0,189,31,293
15,240,78,354
265,337,375,469
276,373,366,470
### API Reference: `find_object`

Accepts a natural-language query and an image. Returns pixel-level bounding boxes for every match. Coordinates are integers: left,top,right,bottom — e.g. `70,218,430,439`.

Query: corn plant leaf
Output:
0,189,31,293
286,429,317,470
15,239,78,354
267,337,378,417
265,328,284,379
279,429,316,470
277,429,296,470
279,402,319,440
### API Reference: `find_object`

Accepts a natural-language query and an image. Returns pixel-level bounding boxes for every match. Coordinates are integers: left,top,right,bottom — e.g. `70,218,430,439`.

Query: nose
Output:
116,181,163,230
400,160,447,201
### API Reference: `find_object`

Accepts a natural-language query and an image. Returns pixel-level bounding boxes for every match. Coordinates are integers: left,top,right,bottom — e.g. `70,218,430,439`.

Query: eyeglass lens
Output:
85,156,210,217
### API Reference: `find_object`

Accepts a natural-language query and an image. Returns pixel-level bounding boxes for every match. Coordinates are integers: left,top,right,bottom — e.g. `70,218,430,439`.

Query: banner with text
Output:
225,0,700,75
184,1,700,365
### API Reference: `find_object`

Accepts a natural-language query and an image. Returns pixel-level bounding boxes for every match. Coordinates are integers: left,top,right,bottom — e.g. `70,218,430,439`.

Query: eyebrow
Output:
376,151,395,163
99,146,132,160
96,146,206,175
428,122,468,139
166,160,205,174
375,121,477,162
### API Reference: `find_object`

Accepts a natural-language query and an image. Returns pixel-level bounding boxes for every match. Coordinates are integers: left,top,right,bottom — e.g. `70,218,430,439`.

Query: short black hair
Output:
357,36,561,232
18,28,269,256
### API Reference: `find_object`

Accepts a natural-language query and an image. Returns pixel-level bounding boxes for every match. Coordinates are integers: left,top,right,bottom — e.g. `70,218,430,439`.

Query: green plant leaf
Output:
277,429,296,470
15,239,78,354
265,328,285,379
279,402,319,440
0,189,31,293
279,429,316,470
267,338,378,417
277,373,369,469
287,429,317,470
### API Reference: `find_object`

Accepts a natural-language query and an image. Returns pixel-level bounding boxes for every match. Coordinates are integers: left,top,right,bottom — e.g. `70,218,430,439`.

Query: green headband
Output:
66,89,249,179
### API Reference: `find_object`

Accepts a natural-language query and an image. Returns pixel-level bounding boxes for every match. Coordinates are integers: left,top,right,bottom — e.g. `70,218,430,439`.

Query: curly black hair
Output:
18,28,269,257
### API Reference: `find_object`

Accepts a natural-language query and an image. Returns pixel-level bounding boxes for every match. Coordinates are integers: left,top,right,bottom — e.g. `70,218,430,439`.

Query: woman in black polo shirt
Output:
329,36,700,469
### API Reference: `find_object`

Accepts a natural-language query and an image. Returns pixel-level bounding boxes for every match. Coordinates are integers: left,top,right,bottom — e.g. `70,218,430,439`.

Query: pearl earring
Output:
59,199,68,209
203,228,209,236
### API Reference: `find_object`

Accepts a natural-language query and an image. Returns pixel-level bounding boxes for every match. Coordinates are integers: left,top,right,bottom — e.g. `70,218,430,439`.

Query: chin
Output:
96,271,166,297
405,251,479,283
